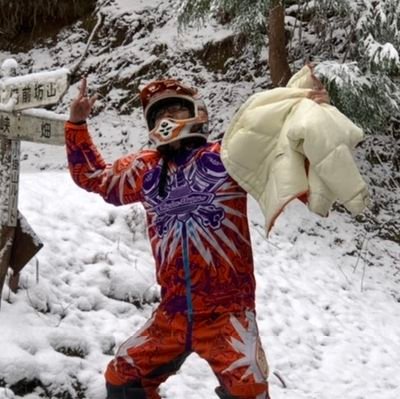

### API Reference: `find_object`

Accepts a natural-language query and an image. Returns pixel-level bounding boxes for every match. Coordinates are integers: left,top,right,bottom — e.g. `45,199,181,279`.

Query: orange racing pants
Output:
105,309,270,399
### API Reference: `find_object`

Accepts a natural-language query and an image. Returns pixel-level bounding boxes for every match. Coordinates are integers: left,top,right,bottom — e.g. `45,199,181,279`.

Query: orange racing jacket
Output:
65,122,256,319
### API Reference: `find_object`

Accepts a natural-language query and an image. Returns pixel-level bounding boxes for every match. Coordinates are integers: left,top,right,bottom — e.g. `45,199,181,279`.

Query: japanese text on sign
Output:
0,68,69,111
0,110,65,146
8,140,20,227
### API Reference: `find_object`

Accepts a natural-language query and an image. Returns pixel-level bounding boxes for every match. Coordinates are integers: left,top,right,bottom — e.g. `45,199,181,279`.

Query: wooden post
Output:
9,212,44,292
0,58,67,303
0,136,17,301
0,227,15,300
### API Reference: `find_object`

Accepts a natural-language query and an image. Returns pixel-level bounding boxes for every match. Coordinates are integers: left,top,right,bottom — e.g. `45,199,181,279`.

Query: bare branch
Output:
70,12,104,78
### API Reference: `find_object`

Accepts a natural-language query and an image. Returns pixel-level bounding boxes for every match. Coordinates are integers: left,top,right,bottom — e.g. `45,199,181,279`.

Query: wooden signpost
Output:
0,59,69,303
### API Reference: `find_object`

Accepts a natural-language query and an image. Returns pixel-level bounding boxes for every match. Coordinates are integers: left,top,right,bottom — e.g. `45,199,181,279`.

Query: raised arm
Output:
65,79,157,206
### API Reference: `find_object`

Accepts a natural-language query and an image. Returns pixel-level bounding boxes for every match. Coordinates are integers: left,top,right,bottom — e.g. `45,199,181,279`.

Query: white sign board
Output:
0,68,70,111
0,109,66,146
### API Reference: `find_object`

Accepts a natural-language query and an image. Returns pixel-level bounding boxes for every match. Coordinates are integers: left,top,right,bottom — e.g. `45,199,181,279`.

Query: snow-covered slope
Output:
0,172,399,399
8,0,264,172
0,0,399,398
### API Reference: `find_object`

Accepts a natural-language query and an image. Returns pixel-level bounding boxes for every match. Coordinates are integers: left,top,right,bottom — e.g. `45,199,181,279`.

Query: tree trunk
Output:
268,1,292,87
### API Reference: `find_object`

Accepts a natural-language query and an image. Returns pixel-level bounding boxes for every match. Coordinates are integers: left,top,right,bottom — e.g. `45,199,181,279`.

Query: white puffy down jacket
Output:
221,66,370,233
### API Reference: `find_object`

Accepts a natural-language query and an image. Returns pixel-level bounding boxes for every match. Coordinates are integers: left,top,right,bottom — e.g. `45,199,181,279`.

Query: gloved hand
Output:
306,63,330,104
69,77,97,123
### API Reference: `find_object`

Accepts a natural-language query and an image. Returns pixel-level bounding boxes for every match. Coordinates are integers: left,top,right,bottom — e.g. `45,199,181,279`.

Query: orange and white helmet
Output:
140,79,209,148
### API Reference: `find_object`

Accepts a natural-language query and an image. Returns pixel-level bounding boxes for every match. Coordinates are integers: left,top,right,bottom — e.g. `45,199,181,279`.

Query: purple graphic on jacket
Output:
142,151,228,239
140,146,251,272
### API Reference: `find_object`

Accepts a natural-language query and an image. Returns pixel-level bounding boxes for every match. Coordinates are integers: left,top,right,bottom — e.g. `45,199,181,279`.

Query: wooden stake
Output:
0,136,15,302
0,226,15,303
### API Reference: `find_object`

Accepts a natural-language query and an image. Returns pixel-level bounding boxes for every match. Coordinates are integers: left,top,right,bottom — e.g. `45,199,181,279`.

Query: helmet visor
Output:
146,97,195,130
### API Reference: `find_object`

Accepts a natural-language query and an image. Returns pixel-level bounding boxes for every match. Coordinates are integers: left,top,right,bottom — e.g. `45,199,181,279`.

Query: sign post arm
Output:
0,109,66,146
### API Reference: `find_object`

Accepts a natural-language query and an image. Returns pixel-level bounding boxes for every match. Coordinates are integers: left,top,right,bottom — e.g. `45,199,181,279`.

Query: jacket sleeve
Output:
65,121,152,206
286,100,370,215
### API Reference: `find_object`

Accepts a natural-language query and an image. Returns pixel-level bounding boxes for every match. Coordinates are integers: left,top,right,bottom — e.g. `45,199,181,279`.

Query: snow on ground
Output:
0,170,399,399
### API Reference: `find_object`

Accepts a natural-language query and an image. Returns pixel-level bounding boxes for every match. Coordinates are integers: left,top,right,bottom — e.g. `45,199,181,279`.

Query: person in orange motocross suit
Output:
66,78,273,399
